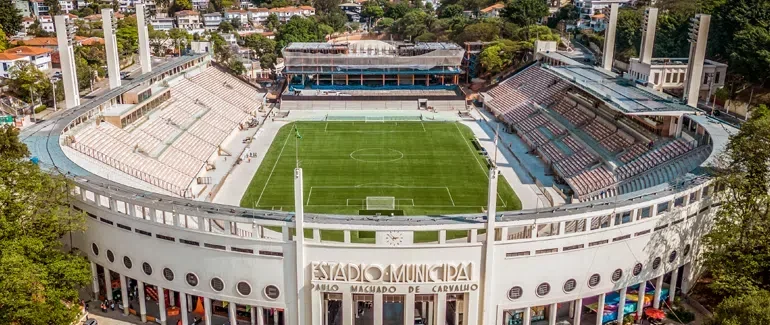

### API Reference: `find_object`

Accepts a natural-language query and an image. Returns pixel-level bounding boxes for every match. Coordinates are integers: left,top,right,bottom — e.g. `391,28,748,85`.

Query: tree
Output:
500,0,549,27
0,128,91,325
243,33,276,57
116,17,139,57
709,290,770,325
314,0,341,14
210,32,233,62
265,13,280,31
318,9,349,32
172,0,193,12
149,27,170,56
480,44,504,75
228,58,246,75
210,0,234,12
218,20,235,33
704,104,770,296
547,4,578,28
276,16,327,49
362,1,385,20
168,28,191,54
0,29,7,52
614,8,643,61
384,2,410,19
260,52,277,69
44,0,62,15
454,22,499,43
392,10,431,40
7,62,50,105
439,4,464,18
0,1,23,36
376,17,395,31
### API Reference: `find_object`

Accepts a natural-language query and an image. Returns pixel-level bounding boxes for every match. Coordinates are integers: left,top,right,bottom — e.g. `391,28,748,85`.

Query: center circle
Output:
350,148,404,163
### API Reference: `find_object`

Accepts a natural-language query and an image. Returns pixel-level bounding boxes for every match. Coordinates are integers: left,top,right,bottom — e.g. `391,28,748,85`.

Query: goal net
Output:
366,197,396,210
365,116,385,123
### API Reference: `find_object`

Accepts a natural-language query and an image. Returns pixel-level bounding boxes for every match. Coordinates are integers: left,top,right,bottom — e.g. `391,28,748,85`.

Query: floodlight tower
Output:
54,15,80,109
639,8,658,65
102,8,121,89
136,3,153,74
684,14,711,107
601,3,620,71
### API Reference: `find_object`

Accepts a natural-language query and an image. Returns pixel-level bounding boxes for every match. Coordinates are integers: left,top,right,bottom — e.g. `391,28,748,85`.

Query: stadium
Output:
23,8,736,325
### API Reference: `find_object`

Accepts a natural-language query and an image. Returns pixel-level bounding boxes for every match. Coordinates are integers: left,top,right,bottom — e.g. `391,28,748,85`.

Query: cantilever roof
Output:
546,65,698,115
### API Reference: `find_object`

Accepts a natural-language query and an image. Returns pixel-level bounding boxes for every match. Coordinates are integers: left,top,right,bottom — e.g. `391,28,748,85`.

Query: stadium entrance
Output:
321,293,469,325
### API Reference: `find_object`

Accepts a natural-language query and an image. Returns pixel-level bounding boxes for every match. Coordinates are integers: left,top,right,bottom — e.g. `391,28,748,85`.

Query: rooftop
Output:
0,53,26,61
545,64,699,115
480,2,504,13
4,46,53,56
645,58,728,67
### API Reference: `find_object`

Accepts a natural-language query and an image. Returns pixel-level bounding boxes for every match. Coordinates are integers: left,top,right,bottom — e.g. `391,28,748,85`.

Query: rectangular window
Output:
564,219,586,233
99,217,114,225
666,72,672,83
591,215,611,230
204,243,226,250
134,228,151,236
535,248,558,254
657,201,670,214
156,234,175,242
506,251,531,258
563,244,584,251
258,250,284,257
654,73,660,84
715,71,721,84
231,246,254,254
674,196,686,207
87,212,98,219
704,74,709,84
117,223,132,231
671,218,684,226
613,234,631,242
638,206,652,219
679,72,685,83
589,239,609,247
654,224,669,232
615,211,632,225
702,186,712,197
635,229,651,236
689,191,699,203
180,239,200,246
672,73,678,83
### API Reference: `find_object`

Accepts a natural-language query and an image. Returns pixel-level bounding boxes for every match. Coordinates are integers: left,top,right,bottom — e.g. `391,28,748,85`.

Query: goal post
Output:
366,196,396,210
365,116,385,123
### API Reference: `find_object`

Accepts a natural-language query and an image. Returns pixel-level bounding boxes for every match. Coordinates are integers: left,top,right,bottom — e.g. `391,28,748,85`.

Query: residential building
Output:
30,0,50,17
628,58,728,98
14,0,32,18
202,13,223,31
60,0,75,13
21,17,37,36
151,17,176,31
176,10,203,31
38,15,55,34
268,6,315,22
224,9,247,26
479,3,504,18
247,8,270,24
2,46,53,73
192,0,208,10
575,0,630,28
220,33,238,46
10,36,105,50
0,53,31,79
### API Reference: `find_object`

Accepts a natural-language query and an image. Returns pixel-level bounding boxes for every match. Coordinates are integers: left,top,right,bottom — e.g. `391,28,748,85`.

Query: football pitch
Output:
239,121,521,216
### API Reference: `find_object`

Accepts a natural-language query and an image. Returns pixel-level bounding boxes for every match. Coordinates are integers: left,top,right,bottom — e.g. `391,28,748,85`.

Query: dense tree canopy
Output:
704,104,770,296
0,2,23,36
0,127,91,325
276,16,330,49
709,290,770,325
500,0,549,27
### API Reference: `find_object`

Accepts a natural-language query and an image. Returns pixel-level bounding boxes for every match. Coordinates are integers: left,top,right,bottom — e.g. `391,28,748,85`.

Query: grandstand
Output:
482,63,710,201
64,66,261,197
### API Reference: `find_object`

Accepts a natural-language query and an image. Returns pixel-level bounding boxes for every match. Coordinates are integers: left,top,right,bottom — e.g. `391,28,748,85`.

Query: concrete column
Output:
120,275,129,316
251,306,257,325
187,294,193,312
138,281,147,322
158,286,167,325
180,292,189,325
595,293,605,325
104,268,113,301
522,307,531,325
404,294,415,325
466,289,479,325
436,293,446,325
548,303,557,325
653,276,664,308
203,297,213,325
229,301,238,325
342,292,353,325
669,268,679,305
681,263,693,294
684,14,711,107
169,290,176,307
54,15,80,109
427,301,434,325
573,298,583,325
90,262,99,298
602,3,619,71
374,294,384,325
481,167,499,325
311,290,322,325
636,281,647,318
101,8,121,89
257,306,265,325
135,4,152,74
639,8,659,64
294,168,307,325
617,287,627,321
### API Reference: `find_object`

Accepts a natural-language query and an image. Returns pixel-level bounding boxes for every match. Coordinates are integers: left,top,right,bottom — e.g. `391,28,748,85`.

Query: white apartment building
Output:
628,58,728,99
30,0,50,17
0,46,53,77
225,9,248,25
202,13,223,31
15,0,32,17
247,8,270,24
268,6,315,22
192,0,209,10
38,15,55,33
176,10,202,30
151,17,175,31
59,0,75,13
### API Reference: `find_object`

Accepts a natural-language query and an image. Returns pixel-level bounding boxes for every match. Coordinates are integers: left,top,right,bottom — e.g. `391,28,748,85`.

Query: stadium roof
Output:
545,64,698,115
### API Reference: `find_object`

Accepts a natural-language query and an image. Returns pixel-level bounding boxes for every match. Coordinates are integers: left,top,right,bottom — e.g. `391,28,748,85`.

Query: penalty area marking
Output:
254,127,292,207
306,185,455,207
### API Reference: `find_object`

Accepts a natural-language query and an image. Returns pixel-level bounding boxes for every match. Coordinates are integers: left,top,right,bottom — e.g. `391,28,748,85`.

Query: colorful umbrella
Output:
645,308,665,319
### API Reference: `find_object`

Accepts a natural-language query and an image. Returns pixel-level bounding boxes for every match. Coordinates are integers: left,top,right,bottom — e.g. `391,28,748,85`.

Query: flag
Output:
295,126,302,139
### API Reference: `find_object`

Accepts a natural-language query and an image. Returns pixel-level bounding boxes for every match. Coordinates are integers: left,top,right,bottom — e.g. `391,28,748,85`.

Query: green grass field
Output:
239,121,521,216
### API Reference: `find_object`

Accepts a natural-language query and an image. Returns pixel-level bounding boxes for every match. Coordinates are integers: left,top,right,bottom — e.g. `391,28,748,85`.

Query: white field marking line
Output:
311,185,448,189
304,204,482,208
421,122,426,132
453,122,509,208
305,187,314,205
324,122,329,132
396,198,415,206
445,187,456,206
254,128,292,207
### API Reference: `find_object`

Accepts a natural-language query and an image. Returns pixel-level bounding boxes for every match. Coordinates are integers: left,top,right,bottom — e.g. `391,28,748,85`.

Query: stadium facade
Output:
21,12,737,325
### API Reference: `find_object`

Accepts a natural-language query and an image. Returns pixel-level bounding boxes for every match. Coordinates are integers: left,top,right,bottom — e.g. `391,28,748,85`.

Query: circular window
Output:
91,243,99,256
684,244,691,256
536,283,551,297
107,250,114,263
237,281,252,296
186,273,199,287
210,277,225,292
669,250,678,263
142,262,153,276
588,274,601,288
507,286,523,300
264,285,280,300
633,263,643,276
163,268,174,281
611,269,623,282
652,257,661,270
563,279,577,293
123,256,132,269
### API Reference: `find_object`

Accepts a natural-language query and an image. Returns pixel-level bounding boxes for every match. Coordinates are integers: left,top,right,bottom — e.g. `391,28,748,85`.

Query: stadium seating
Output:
486,65,569,119
68,67,259,197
